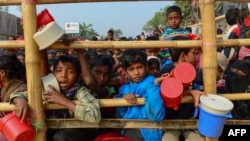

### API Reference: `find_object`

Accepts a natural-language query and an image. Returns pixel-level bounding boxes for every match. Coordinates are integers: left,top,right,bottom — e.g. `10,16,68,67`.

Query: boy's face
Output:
183,48,197,66
91,65,111,86
125,62,147,83
107,33,113,41
148,63,160,77
167,11,182,29
54,61,78,91
146,48,160,57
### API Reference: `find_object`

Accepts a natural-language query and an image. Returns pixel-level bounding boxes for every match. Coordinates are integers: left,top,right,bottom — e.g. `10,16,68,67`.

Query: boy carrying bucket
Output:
158,35,205,141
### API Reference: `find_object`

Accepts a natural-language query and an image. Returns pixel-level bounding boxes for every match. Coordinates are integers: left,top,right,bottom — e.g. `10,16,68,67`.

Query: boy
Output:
160,5,190,41
159,36,205,141
15,50,102,141
221,8,242,74
160,5,191,68
145,36,161,57
115,49,165,141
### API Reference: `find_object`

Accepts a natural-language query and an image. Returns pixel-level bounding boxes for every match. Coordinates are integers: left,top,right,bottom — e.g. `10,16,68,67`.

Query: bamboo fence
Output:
2,38,250,49
0,0,249,141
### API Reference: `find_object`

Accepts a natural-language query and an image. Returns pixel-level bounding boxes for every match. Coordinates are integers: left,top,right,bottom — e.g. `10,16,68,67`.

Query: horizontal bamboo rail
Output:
46,119,250,129
1,93,250,111
1,39,250,49
216,34,224,39
1,0,248,6
188,15,225,28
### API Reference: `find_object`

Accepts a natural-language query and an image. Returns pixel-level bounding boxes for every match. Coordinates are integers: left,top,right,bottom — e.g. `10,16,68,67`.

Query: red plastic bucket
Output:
160,77,183,110
170,62,196,88
0,112,35,141
37,8,55,28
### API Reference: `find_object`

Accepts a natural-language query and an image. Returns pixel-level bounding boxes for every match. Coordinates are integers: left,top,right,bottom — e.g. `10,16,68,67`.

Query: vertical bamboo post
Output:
22,1,46,141
199,0,218,141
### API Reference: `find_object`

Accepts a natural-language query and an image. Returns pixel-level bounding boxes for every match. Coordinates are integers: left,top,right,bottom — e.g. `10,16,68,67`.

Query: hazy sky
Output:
8,1,173,37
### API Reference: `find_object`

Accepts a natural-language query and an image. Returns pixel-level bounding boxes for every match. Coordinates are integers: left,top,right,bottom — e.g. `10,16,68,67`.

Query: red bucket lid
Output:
160,77,183,99
160,78,183,110
37,8,55,28
172,62,196,84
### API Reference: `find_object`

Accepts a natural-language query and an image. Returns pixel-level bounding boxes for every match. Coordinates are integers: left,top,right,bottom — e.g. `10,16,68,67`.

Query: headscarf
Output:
225,60,250,119
225,60,250,93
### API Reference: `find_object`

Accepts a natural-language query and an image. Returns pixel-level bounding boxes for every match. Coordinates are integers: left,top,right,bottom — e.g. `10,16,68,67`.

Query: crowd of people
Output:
0,5,250,141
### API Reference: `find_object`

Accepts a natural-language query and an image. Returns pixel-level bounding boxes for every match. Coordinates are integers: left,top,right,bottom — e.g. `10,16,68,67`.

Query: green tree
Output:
79,22,98,40
143,7,167,33
175,1,193,26
142,6,170,34
175,1,221,26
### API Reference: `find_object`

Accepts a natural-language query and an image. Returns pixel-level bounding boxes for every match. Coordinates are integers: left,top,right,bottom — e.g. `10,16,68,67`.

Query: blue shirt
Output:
115,75,165,141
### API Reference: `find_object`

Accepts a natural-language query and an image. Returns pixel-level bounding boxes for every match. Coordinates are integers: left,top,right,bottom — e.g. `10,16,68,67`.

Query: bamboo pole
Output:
2,38,250,49
200,0,217,93
45,119,250,129
1,0,250,6
199,0,218,140
0,93,250,111
22,2,46,141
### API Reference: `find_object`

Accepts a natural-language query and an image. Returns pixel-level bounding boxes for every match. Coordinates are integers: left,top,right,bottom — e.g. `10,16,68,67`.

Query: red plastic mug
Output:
37,8,55,28
160,77,183,110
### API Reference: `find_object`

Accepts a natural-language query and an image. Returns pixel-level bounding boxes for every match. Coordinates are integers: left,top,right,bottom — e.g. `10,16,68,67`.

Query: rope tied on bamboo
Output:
30,109,47,135
200,40,217,49
32,122,47,136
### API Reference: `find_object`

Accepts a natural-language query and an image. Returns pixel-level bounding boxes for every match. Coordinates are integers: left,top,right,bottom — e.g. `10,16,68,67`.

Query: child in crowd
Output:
147,56,161,78
145,36,160,57
0,55,28,140
160,6,190,40
16,50,25,65
221,8,243,74
145,36,161,77
84,49,98,63
31,50,101,141
76,49,115,99
76,49,119,122
106,29,114,41
238,15,250,61
115,49,165,141
160,5,191,68
222,8,241,40
47,49,55,60
159,36,205,141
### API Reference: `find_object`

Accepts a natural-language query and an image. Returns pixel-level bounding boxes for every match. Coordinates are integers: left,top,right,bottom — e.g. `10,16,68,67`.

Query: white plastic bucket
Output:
200,94,234,115
196,94,234,138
